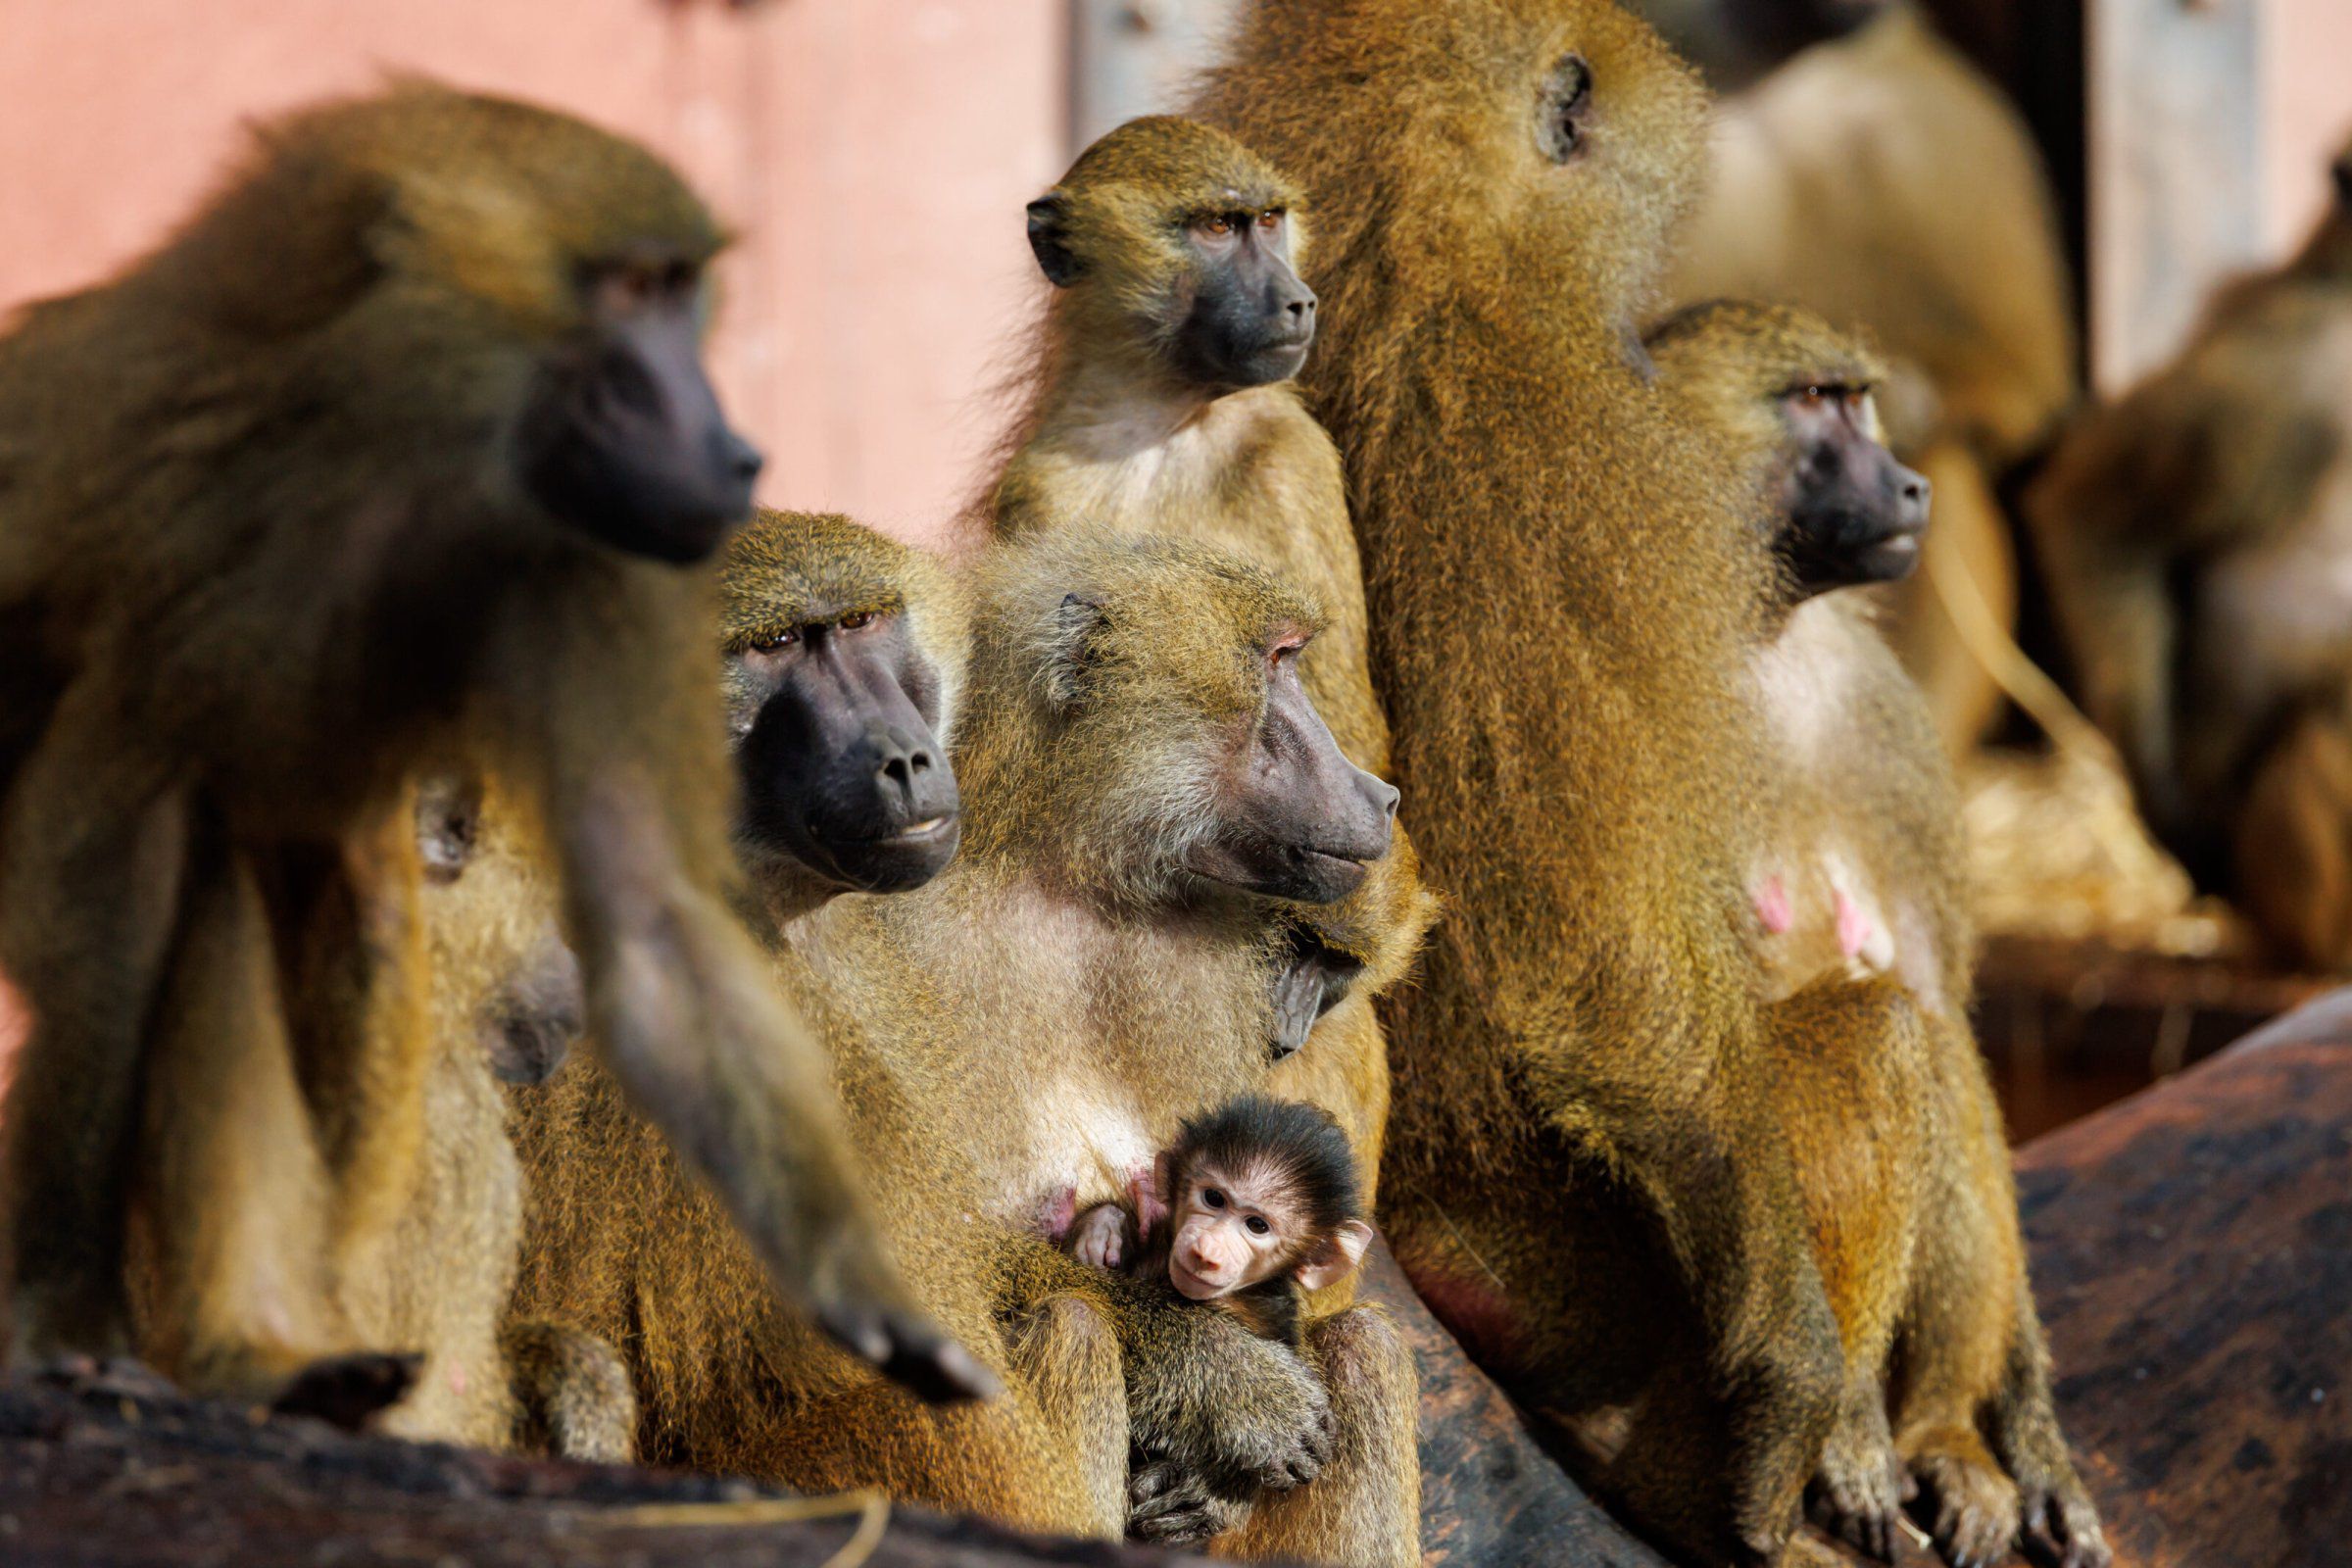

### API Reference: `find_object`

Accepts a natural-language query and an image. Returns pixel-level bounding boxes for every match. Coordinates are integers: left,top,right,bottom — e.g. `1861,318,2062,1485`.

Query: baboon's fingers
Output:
815,1301,1000,1404
2019,1485,2113,1568
1127,1460,1247,1544
270,1350,423,1431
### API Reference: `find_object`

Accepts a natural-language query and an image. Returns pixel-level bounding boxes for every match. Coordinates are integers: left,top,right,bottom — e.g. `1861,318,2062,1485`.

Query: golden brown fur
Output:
1196,6,1914,1559
340,779,631,1457
2028,143,2352,971
1652,299,2107,1568
988,114,1437,1220
515,518,1417,1564
0,87,945,1407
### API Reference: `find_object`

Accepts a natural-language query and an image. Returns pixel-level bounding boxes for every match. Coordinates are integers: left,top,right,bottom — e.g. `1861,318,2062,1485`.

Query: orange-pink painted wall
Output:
0,0,1064,548
2263,0,2352,254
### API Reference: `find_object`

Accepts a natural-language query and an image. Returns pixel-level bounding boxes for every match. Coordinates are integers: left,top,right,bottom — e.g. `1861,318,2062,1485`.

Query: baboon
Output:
993,112,1437,1199
2028,137,2352,971
1065,1093,1375,1348
1198,6,2005,1562
516,518,1420,1566
339,775,631,1458
1651,300,2108,1568
1653,1,2080,754
0,86,972,1408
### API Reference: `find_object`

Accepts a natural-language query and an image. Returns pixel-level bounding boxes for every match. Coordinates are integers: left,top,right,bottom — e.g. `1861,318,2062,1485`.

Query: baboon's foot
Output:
1907,1427,2019,1568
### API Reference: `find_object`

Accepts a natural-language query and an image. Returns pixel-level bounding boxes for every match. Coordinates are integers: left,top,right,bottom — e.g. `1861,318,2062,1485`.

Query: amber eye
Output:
750,626,801,654
839,609,876,631
1258,210,1283,230
1245,1215,1270,1237
1201,216,1232,236
1202,1188,1227,1209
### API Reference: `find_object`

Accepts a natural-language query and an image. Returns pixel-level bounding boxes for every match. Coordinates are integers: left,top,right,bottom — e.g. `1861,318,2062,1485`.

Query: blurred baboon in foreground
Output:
1656,1,2080,754
994,113,1437,1205
0,86,970,1410
2028,139,2352,971
1652,299,2107,1568
516,518,1418,1564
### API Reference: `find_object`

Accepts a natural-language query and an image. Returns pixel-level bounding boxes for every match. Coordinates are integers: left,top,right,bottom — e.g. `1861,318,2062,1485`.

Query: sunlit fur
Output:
1197,4,1939,1561
514,524,1417,1552
1654,300,2107,1568
991,117,1438,1282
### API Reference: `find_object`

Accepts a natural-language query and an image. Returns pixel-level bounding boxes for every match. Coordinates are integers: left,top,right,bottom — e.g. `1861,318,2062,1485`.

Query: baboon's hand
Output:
810,1235,1001,1404
1127,1458,1251,1544
2020,1481,2112,1568
1127,1314,1333,1494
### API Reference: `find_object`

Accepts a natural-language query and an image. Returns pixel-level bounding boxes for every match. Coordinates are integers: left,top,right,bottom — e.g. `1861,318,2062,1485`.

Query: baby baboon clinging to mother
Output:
516,517,1418,1566
0,85,971,1410
993,111,1437,1218
1651,300,2107,1568
1065,1094,1375,1348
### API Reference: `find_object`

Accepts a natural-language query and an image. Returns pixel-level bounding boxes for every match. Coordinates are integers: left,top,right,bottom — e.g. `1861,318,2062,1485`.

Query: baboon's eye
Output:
1539,55,1594,165
1258,210,1283,230
1245,1215,1271,1237
749,626,802,654
1202,1188,1227,1210
839,609,876,632
1200,216,1233,237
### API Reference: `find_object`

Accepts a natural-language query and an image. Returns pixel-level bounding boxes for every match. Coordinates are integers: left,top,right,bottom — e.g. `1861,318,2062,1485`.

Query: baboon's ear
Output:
414,774,484,886
1294,1219,1375,1293
1026,192,1085,287
1041,592,1107,709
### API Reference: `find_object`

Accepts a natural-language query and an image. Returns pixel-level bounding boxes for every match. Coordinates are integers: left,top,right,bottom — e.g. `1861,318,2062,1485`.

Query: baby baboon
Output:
2029,136,2352,971
1652,300,2108,1568
994,114,1437,1186
516,519,1419,1565
1198,6,1973,1562
0,86,968,1407
1066,1094,1374,1349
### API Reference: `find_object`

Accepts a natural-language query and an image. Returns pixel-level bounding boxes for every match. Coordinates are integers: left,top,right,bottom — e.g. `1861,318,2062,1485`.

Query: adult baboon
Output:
2028,137,2352,971
1651,300,2107,1568
994,114,1437,1182
515,517,1419,1564
1199,6,1981,1561
0,86,969,1409
1654,2,2080,754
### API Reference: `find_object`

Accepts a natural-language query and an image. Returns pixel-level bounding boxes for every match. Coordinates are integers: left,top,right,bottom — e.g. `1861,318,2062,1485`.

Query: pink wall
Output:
0,0,1065,547
2263,0,2352,255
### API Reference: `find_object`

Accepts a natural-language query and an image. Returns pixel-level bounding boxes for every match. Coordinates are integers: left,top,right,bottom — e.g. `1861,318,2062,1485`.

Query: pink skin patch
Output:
1130,1162,1167,1246
1037,1185,1077,1244
1754,876,1793,936
448,1359,467,1397
1836,891,1874,959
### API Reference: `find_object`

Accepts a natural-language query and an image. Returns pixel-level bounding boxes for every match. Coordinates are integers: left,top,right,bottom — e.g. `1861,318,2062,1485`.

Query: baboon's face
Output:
1775,385,1930,598
728,602,961,896
515,253,762,564
1180,630,1398,906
